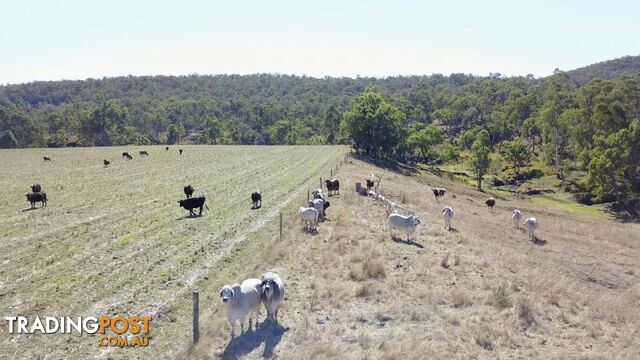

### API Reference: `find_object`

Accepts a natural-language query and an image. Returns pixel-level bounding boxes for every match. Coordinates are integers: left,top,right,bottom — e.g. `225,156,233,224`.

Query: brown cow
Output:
485,197,496,211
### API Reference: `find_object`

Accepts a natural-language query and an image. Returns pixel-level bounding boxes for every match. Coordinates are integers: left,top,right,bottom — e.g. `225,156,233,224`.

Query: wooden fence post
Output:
330,169,333,177
320,177,323,190
192,292,199,344
307,189,310,202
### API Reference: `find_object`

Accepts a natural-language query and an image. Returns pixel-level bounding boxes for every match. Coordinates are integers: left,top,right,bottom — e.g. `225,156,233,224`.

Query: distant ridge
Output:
564,55,640,85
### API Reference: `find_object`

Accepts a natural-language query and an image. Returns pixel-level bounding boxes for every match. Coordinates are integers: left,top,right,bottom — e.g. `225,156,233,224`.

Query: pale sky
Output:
1,0,639,84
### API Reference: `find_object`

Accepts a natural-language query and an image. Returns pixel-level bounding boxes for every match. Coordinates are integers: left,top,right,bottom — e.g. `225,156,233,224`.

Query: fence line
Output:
191,156,347,344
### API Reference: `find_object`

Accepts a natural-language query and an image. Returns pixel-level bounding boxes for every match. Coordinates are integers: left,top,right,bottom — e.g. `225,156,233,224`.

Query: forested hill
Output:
0,73,520,147
564,55,640,85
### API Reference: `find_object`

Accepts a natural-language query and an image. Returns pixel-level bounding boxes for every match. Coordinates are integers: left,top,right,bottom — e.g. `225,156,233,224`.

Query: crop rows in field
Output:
0,145,346,358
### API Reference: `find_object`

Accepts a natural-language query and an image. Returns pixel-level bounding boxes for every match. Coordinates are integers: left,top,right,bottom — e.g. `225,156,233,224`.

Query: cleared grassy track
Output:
0,145,347,358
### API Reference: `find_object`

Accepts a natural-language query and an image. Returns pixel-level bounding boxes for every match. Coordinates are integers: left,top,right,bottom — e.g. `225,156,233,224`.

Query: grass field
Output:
0,145,347,359
182,157,639,359
1,147,639,359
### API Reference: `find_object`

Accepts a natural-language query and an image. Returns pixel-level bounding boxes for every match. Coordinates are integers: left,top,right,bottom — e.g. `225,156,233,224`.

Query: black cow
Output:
184,185,194,198
179,149,183,155
323,201,331,216
139,151,149,157
324,179,340,196
251,191,262,209
43,156,52,161
26,192,47,209
179,196,207,217
31,184,42,193
432,188,446,201
103,159,110,166
122,152,132,160
366,179,374,191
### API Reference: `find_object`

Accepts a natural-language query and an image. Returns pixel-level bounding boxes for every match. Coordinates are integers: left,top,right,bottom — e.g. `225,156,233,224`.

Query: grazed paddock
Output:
184,157,640,359
0,145,347,358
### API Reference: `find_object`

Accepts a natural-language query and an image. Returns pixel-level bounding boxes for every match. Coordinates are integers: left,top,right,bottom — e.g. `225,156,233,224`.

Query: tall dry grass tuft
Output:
349,248,386,281
487,283,512,310
450,288,472,308
474,325,494,351
516,296,536,328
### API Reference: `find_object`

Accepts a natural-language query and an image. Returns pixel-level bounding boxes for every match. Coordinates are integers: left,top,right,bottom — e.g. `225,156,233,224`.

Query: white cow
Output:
523,217,539,240
309,198,326,221
298,207,319,232
442,206,454,230
219,278,263,337
260,272,285,323
311,189,325,201
512,210,522,229
388,213,421,241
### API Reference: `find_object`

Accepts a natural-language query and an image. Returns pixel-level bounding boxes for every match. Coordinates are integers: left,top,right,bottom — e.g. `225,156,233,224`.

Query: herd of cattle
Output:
220,176,542,337
384,187,540,242
107,147,183,164
297,179,339,232
41,148,184,167
29,154,544,339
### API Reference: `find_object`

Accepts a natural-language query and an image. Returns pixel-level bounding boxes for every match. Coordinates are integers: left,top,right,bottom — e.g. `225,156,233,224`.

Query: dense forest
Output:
1,55,639,213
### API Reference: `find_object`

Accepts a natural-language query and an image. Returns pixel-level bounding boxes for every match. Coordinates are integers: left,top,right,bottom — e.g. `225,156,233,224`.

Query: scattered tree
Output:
470,130,491,190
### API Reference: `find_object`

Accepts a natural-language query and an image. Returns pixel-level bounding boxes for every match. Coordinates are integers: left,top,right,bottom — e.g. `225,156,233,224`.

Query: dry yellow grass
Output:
181,157,640,359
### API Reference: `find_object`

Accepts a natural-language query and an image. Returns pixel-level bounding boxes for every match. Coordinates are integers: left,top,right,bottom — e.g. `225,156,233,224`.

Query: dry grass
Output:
349,252,386,281
516,296,536,328
487,283,512,310
179,157,640,359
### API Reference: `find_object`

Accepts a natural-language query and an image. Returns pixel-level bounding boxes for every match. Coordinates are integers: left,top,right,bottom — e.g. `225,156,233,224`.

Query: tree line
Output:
0,71,638,208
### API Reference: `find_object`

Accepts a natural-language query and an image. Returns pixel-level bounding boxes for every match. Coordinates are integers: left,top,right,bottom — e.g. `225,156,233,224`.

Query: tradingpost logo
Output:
5,315,152,347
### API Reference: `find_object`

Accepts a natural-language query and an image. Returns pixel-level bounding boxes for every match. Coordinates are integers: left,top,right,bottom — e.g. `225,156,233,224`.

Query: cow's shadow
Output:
446,227,459,233
531,236,547,246
177,214,203,220
391,235,424,248
221,321,288,360
21,207,39,212
250,205,262,211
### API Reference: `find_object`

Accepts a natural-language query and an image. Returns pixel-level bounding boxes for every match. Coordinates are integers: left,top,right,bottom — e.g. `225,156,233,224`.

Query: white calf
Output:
523,217,539,240
298,207,319,232
512,210,522,229
442,206,454,230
